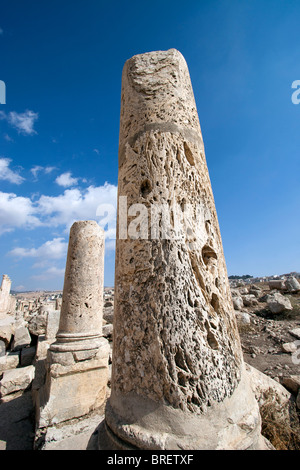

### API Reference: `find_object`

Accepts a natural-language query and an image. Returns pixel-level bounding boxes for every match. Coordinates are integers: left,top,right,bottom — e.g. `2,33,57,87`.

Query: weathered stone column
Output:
36,221,109,428
51,220,104,353
0,275,12,316
102,49,265,450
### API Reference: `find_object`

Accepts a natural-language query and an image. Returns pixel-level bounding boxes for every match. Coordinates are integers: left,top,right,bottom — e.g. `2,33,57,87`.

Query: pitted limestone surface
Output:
112,49,242,413
114,130,242,413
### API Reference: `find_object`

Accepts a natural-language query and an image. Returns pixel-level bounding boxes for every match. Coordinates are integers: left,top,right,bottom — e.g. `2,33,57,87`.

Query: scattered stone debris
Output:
234,279,300,448
266,292,293,314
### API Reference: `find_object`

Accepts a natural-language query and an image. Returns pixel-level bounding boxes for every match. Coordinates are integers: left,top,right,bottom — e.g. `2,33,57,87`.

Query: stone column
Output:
51,221,104,354
35,221,109,428
102,49,265,450
0,275,12,315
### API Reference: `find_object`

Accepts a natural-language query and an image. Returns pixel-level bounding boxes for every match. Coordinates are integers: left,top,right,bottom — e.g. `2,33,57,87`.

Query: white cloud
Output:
0,110,38,135
45,166,56,174
9,238,67,283
31,165,56,180
0,191,40,234
0,158,24,184
0,172,117,246
30,165,43,180
9,237,68,260
3,134,13,142
37,183,117,235
31,266,65,281
55,172,79,187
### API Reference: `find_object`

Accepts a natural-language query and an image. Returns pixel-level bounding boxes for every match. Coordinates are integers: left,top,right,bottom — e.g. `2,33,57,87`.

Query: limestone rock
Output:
281,375,300,395
235,312,251,326
0,317,15,347
0,365,35,397
0,352,19,373
245,363,291,408
268,280,285,291
102,323,113,339
31,337,51,397
233,296,243,311
28,314,47,336
250,284,261,291
266,292,292,314
282,342,298,353
11,326,31,351
0,325,13,348
289,328,300,340
45,310,60,341
239,287,249,295
245,363,291,450
248,286,262,297
0,340,5,357
103,307,113,324
285,277,300,293
243,294,259,307
230,289,239,296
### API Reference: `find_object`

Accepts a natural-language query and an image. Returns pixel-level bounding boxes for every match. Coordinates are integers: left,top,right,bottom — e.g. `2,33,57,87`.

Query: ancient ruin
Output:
0,48,300,451
101,49,266,450
35,221,109,429
0,275,15,318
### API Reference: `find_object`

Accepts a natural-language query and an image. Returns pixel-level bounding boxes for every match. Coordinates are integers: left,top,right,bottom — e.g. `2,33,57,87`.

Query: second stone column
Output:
35,221,109,428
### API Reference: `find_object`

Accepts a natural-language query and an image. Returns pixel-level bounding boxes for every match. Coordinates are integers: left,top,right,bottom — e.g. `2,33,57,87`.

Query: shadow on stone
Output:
0,392,34,450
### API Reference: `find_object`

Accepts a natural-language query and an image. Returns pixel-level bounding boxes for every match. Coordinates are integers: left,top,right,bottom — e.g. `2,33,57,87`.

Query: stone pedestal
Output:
35,221,109,428
101,49,265,450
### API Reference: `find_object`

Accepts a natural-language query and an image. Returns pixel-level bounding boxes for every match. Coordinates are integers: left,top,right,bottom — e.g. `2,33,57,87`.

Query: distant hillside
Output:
228,275,253,280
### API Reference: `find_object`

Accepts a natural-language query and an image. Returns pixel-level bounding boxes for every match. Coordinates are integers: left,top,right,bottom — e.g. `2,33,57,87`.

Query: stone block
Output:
45,310,60,341
11,326,31,351
36,341,109,428
0,365,35,397
281,375,300,395
0,352,19,373
0,324,14,347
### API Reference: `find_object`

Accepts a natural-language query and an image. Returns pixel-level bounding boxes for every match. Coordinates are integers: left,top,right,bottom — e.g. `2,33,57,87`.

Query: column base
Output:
99,365,269,450
50,332,103,352
35,337,110,428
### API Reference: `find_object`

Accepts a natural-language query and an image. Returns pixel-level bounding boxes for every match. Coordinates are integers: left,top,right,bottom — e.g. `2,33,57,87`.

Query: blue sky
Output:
0,0,300,291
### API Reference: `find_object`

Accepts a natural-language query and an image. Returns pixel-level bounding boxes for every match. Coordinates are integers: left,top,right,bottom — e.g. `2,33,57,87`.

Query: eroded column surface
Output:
103,49,264,450
52,220,104,352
